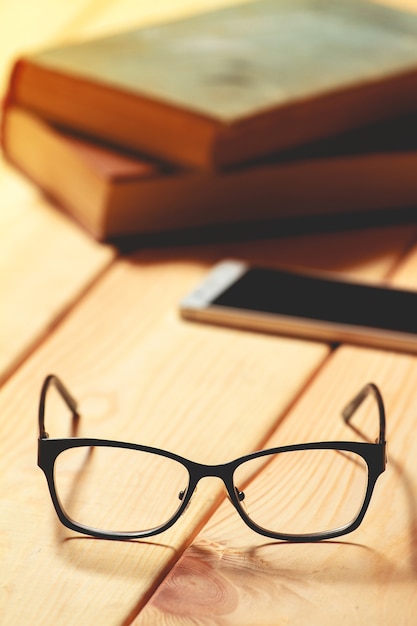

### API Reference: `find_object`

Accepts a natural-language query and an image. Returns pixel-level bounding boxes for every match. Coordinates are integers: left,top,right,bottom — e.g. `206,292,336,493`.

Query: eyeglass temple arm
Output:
39,374,79,438
341,383,386,444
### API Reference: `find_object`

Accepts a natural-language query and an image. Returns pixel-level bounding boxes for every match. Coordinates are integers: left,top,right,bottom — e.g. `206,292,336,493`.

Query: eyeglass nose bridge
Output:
185,460,246,509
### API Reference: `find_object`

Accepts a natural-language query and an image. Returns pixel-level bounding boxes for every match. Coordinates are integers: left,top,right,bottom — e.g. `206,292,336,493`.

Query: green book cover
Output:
9,0,417,168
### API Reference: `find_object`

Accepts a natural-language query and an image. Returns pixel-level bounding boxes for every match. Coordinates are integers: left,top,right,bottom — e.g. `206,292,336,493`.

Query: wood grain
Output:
137,344,417,626
0,156,114,384
2,225,417,625
130,228,417,626
0,248,327,626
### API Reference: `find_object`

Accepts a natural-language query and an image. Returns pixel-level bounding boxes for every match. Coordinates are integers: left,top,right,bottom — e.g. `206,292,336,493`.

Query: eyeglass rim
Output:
38,434,385,542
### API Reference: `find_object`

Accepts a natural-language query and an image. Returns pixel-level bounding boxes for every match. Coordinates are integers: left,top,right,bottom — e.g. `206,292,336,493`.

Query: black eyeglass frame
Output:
38,375,386,542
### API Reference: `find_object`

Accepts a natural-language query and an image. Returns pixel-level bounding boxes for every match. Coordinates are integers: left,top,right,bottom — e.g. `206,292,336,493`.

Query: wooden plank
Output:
384,238,417,290
137,343,417,625
176,223,417,281
0,157,114,384
0,247,327,626
134,227,417,625
1,225,416,625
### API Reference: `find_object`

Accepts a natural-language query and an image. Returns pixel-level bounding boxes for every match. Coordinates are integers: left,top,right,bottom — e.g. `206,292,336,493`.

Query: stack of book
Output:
2,0,417,242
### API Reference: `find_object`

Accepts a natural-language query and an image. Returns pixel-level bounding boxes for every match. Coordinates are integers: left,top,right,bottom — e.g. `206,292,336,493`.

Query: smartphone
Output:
180,259,417,353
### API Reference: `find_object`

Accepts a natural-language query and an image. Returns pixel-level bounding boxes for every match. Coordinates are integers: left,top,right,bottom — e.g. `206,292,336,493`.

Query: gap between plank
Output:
0,253,116,387
125,345,338,625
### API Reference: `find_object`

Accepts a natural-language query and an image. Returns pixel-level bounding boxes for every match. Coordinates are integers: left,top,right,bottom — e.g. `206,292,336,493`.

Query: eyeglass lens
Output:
53,444,369,536
54,446,189,534
234,448,368,536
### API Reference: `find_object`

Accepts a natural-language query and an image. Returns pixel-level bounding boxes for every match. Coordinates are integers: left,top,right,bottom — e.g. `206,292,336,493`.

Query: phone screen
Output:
211,267,417,334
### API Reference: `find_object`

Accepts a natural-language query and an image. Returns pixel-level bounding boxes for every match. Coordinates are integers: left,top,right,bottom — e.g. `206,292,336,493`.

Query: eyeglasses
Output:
38,375,386,542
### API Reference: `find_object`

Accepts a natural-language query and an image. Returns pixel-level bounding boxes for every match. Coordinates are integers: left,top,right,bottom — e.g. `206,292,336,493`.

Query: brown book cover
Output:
5,0,417,170
3,105,417,241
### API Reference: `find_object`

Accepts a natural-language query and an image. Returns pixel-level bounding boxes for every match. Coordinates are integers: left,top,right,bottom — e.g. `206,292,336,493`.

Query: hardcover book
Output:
6,0,417,169
3,106,417,241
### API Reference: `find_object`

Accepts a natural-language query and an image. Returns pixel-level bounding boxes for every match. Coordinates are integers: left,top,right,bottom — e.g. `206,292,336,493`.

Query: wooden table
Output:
2,2,417,624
